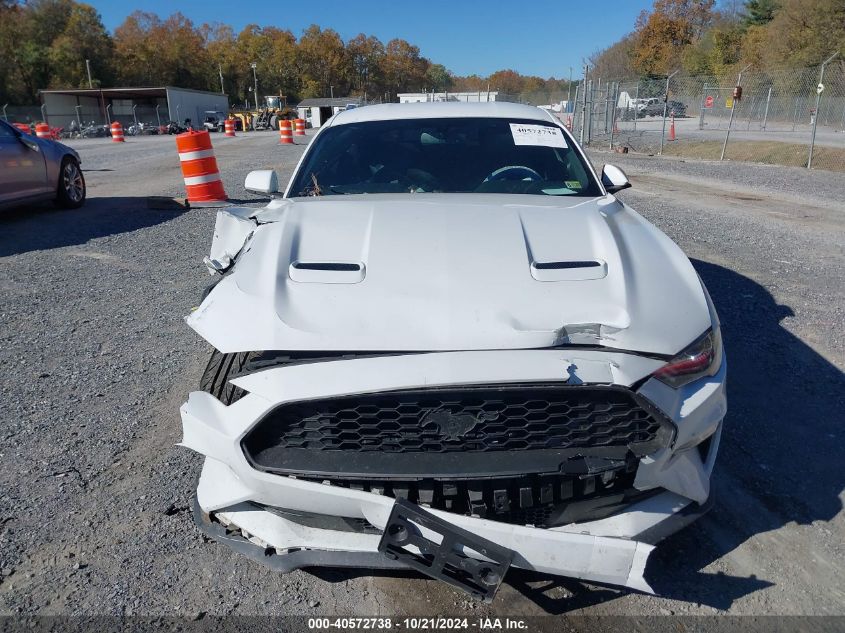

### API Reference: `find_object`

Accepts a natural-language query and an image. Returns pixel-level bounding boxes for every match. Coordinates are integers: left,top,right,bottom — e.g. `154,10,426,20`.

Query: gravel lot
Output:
0,132,843,622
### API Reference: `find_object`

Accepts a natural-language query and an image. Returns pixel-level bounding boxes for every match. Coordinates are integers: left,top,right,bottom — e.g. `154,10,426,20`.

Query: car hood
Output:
189,194,710,356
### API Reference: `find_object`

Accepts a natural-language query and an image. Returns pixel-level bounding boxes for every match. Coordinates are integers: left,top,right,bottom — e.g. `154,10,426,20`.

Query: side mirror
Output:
601,164,631,194
244,169,279,195
19,135,40,152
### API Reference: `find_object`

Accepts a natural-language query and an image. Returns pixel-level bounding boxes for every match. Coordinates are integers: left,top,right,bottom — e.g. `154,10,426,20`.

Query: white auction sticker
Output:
509,123,568,148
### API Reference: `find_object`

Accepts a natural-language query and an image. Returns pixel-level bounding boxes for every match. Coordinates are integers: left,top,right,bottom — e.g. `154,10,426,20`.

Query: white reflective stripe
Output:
179,149,215,161
184,173,221,186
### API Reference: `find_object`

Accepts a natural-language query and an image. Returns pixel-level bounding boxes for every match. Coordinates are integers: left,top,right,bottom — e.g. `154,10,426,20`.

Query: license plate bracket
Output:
378,499,514,602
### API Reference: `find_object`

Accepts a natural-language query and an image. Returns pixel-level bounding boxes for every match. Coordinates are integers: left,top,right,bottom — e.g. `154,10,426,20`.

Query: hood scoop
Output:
530,259,608,282
289,261,366,284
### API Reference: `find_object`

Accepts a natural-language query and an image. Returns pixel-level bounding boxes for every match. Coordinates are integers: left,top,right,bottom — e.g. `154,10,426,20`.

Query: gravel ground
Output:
0,133,843,623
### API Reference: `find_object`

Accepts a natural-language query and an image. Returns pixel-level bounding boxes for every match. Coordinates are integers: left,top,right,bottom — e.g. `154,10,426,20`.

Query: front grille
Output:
284,470,656,528
242,384,673,479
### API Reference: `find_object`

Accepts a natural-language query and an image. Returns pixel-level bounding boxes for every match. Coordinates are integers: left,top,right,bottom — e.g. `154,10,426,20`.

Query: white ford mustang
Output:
180,102,726,600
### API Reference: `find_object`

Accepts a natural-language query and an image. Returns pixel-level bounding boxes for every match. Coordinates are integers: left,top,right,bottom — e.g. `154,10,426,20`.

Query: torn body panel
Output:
180,349,724,594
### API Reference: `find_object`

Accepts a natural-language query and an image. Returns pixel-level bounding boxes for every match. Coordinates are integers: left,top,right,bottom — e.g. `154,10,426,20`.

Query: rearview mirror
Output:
601,164,631,194
244,169,279,195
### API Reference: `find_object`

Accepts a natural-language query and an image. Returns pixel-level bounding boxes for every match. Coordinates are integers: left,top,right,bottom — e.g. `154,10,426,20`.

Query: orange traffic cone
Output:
669,115,676,141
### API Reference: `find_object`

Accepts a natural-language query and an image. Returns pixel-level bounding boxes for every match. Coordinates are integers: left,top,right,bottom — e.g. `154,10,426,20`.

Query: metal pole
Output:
603,83,610,134
105,103,111,125
133,104,138,128
792,96,800,131
808,52,839,169
609,82,619,150
567,67,572,104
579,65,588,145
699,82,707,130
633,81,639,131
74,105,82,130
660,70,679,154
761,86,772,130
155,104,161,128
1,104,7,121
85,59,93,88
251,62,258,112
721,64,751,161
40,103,48,124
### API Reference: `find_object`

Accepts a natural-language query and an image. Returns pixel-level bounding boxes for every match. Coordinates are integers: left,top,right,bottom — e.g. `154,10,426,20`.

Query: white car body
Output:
180,102,726,597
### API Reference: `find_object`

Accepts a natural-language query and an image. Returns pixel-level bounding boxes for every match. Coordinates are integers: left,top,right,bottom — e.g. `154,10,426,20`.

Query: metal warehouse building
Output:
38,86,229,130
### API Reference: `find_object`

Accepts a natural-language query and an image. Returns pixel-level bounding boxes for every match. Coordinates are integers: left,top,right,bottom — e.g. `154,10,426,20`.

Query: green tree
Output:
424,63,452,91
297,25,349,98
48,3,114,88
347,33,385,98
382,38,429,99
743,0,779,26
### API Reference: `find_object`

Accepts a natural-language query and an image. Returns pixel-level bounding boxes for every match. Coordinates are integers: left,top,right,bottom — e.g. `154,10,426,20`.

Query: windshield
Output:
288,117,602,198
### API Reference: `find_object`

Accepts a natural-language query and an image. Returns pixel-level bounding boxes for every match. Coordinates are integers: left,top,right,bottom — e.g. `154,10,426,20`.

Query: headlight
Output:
652,328,723,388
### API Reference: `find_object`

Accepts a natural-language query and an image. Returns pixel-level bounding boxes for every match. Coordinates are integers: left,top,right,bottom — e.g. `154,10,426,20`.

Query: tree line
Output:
0,0,574,107
589,0,845,79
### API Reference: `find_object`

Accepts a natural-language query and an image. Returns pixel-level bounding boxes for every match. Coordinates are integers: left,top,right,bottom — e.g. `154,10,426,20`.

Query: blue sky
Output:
88,0,649,78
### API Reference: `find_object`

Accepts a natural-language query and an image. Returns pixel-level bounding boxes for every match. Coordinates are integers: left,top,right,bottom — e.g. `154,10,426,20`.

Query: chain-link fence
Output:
562,59,845,172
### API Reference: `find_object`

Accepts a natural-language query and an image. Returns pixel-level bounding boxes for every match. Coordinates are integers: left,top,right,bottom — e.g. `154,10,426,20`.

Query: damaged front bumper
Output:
180,349,726,597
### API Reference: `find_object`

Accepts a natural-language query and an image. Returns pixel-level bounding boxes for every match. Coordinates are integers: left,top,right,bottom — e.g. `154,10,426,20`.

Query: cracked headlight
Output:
652,328,723,388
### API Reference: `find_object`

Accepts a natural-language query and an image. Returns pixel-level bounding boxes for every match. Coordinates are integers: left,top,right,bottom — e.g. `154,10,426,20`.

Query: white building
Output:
296,97,362,128
397,91,518,103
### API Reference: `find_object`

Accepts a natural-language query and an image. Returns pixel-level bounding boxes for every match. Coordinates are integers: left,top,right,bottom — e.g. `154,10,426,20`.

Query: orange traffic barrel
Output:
175,130,227,204
294,118,305,136
224,119,236,137
110,122,125,143
35,123,51,139
279,119,293,144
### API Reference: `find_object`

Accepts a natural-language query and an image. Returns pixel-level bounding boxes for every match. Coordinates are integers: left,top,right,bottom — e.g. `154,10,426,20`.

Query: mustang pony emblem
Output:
422,408,497,440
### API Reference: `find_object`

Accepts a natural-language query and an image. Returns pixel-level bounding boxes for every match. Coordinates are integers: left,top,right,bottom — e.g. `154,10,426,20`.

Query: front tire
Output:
55,157,86,208
199,349,257,405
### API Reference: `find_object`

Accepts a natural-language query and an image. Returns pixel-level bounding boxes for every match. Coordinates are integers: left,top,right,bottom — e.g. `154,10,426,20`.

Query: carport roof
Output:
38,87,227,99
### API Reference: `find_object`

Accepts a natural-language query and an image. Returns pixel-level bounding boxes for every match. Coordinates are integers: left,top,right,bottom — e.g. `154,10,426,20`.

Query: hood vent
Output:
530,259,608,282
534,260,602,270
289,261,366,284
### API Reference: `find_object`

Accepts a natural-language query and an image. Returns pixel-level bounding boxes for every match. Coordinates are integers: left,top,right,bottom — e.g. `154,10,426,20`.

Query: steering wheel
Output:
484,165,543,182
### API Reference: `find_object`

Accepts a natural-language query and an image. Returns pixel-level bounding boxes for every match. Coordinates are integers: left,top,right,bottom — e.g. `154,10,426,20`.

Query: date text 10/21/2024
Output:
308,618,529,630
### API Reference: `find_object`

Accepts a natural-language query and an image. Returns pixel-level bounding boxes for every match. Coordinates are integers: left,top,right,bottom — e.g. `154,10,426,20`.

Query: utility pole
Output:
808,51,839,169
720,64,751,161
85,59,93,88
250,62,258,110
659,70,679,154
219,65,225,94
579,63,588,145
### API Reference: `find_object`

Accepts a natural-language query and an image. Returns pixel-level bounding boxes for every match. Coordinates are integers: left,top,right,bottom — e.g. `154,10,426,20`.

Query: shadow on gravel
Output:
500,259,844,613
644,259,844,604
0,196,187,257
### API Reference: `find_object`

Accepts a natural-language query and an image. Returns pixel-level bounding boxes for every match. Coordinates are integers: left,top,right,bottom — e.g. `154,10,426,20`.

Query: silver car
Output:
0,120,86,210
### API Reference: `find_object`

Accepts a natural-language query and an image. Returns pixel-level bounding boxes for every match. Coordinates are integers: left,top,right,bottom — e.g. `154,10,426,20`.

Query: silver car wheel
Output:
63,161,84,203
